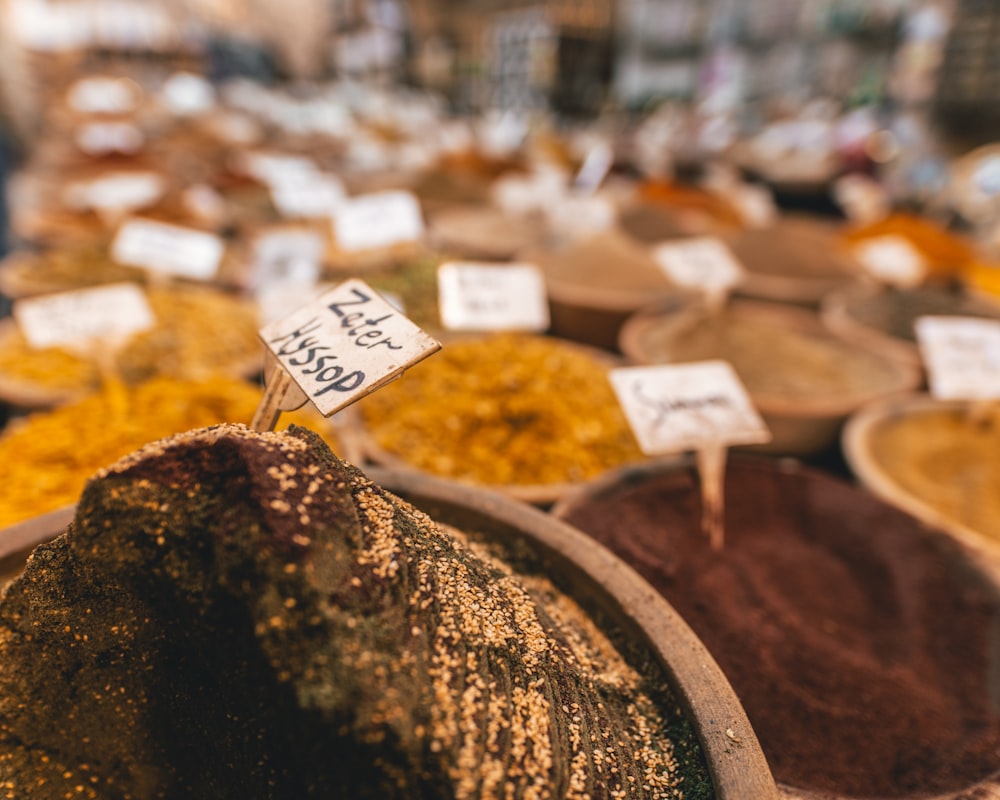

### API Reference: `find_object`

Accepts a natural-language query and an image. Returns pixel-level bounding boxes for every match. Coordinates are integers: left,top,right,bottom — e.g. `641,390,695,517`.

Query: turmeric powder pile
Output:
868,404,1000,544
358,333,644,487
0,375,338,528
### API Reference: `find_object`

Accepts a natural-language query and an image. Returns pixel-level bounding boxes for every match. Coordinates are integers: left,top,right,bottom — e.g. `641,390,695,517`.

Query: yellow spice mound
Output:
359,333,643,486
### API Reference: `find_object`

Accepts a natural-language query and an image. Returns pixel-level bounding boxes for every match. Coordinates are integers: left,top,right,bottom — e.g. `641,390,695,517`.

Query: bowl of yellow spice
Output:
354,333,647,505
0,285,264,408
843,393,1000,571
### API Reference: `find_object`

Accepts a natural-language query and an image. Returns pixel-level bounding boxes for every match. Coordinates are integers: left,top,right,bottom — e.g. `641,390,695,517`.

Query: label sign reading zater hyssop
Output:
609,361,771,455
258,278,441,416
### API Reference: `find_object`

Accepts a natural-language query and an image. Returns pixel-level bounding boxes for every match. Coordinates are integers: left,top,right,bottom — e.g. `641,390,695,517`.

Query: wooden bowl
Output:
356,334,645,506
843,393,1000,571
551,455,1000,800
619,299,922,455
522,229,695,351
0,469,778,800
821,283,1000,371
723,214,862,306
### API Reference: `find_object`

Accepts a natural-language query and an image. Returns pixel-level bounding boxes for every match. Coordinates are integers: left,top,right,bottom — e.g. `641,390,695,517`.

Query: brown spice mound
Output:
558,457,1000,798
0,424,707,800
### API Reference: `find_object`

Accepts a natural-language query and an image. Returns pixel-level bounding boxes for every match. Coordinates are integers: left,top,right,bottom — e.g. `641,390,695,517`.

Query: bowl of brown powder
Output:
552,454,1000,800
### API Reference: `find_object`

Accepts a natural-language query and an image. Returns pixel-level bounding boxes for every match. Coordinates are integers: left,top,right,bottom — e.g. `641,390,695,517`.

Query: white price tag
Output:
14,283,155,351
610,361,771,454
67,77,139,114
916,316,1000,400
240,152,317,185
259,278,441,416
852,235,927,288
254,229,326,273
161,72,215,115
652,237,745,295
731,184,778,228
573,142,614,194
270,172,346,219
438,262,549,331
75,122,144,156
112,219,224,281
333,190,424,252
64,171,166,212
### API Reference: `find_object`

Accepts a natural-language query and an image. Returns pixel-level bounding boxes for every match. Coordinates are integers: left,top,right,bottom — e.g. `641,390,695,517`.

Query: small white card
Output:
67,77,139,114
916,316,1000,400
270,172,346,219
239,152,317,186
437,262,549,331
64,171,166,212
333,190,424,252
852,235,927,288
610,361,771,454
652,237,746,295
161,72,215,115
111,219,224,281
14,283,155,351
75,122,144,156
258,278,441,416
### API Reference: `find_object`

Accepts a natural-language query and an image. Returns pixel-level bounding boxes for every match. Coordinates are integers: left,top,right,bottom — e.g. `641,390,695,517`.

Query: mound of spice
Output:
622,302,911,403
863,403,1000,544
0,285,262,403
555,457,1000,798
358,333,644,488
0,376,338,529
0,424,709,799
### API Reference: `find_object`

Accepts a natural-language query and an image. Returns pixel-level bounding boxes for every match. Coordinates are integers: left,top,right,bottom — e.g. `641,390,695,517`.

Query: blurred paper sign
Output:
916,316,1000,400
852,235,927,288
112,219,224,281
333,191,424,252
438,262,549,331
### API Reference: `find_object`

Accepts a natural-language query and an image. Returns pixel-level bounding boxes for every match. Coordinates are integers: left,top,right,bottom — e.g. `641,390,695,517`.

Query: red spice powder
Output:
556,457,1000,797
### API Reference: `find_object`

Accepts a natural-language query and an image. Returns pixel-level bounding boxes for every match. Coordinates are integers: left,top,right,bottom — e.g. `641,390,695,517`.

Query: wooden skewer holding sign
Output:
609,361,771,550
251,278,441,433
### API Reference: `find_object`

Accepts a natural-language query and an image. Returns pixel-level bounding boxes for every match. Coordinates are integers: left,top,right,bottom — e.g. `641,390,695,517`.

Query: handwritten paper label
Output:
652,237,745,296
240,152,317,186
112,219,224,281
609,361,771,454
852,235,927,288
438,262,549,331
161,72,215,115
75,122,144,156
915,316,1000,400
64,171,166,212
731,184,778,228
573,142,614,194
14,283,155,351
270,172,345,219
973,155,1000,197
333,190,424,252
67,77,139,114
258,278,441,416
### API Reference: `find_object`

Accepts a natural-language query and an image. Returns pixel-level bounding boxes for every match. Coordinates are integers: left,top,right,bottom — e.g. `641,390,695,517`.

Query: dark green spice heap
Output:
0,424,707,800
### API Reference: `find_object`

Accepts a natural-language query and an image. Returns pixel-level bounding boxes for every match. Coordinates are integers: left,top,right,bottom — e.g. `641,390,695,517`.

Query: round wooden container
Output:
522,229,695,351
551,455,1000,800
821,283,1000,371
843,393,1000,571
0,470,778,800
722,214,862,305
619,299,921,455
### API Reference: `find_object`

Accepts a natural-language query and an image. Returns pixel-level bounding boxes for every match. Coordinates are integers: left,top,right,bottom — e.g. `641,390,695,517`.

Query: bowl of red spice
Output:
552,455,1000,800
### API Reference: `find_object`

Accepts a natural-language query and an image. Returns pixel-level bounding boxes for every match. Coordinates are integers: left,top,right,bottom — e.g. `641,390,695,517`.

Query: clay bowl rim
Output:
367,464,780,800
618,297,922,419
549,453,1000,800
842,392,1000,578
0,471,779,800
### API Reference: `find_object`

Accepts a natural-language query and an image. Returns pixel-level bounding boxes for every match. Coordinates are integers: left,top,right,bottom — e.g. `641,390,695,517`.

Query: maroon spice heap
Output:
557,457,1000,798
